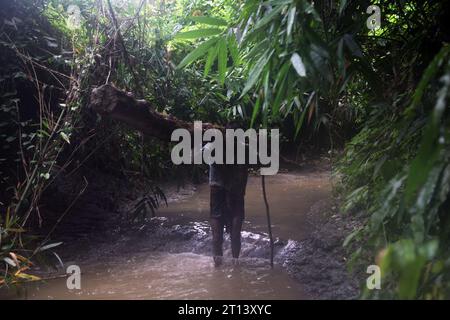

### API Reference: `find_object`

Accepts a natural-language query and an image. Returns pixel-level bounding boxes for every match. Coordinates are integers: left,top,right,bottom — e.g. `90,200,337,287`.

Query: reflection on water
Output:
27,253,303,299
159,172,331,241
17,171,330,300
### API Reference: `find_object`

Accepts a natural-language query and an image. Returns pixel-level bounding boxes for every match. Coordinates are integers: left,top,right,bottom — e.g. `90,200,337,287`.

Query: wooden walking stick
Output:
261,175,274,268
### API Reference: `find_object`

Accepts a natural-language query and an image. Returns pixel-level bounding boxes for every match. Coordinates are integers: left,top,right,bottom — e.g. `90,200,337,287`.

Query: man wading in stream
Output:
204,121,250,267
89,85,278,268
209,163,248,267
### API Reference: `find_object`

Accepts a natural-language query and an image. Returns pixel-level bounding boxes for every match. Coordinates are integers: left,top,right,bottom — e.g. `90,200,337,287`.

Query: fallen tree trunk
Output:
89,84,220,141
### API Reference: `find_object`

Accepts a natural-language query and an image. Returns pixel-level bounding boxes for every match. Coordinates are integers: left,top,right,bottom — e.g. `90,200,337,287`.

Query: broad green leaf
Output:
274,60,291,88
287,6,296,37
246,38,269,59
391,239,427,299
262,67,271,127
217,38,227,85
250,93,262,128
343,227,363,247
254,5,284,30
294,106,308,138
339,0,348,15
309,45,332,82
406,44,450,117
404,46,450,204
294,93,315,138
343,34,362,58
175,28,223,40
4,257,16,267
177,37,218,69
240,49,274,98
263,67,270,105
272,75,287,118
204,46,217,76
60,132,70,144
291,53,306,77
189,16,227,26
304,24,328,49
36,242,63,252
228,34,240,65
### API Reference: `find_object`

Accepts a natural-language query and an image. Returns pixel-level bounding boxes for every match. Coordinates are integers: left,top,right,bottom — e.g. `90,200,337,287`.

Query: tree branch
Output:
90,84,220,141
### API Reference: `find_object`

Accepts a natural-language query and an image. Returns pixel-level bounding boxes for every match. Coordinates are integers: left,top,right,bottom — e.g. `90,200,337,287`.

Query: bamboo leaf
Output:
406,45,450,116
240,49,273,98
254,5,284,31
4,257,16,267
294,106,308,138
189,16,227,26
36,242,63,252
175,28,223,40
204,46,217,76
228,34,240,65
294,92,315,138
217,37,227,85
60,132,70,144
404,54,450,204
272,76,287,118
177,37,218,69
274,60,291,88
339,0,348,15
250,93,262,128
343,34,363,58
291,53,306,77
287,6,296,37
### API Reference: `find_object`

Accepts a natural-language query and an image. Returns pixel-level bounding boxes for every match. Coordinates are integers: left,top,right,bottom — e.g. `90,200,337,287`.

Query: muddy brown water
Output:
161,171,331,242
4,170,331,300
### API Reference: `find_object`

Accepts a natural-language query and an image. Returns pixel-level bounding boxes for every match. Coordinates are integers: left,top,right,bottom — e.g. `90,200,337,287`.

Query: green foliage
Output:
0,0,92,286
176,0,450,299
175,0,366,142
338,41,450,299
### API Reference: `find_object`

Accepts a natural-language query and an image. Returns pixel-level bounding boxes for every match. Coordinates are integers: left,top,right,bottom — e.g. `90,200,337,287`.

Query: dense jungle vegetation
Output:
1,0,450,299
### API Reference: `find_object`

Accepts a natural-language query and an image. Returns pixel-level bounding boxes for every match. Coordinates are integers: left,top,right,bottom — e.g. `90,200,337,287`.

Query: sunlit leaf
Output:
339,0,348,15
175,28,223,40
217,37,227,85
253,5,284,31
189,16,227,26
204,46,217,76
3,257,16,267
60,132,70,144
291,53,306,77
240,49,274,98
227,34,239,65
36,242,63,252
250,93,262,128
177,37,218,68
287,6,296,37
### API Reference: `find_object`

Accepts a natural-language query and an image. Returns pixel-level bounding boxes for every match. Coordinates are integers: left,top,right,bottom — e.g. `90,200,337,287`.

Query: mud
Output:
0,161,360,299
